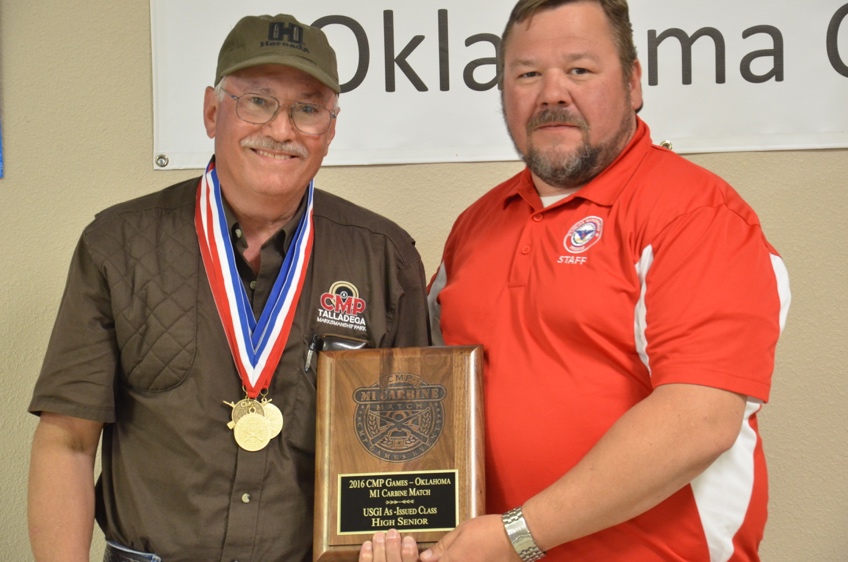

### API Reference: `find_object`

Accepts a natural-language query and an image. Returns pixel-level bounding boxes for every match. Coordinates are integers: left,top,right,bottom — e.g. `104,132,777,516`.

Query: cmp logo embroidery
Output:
564,216,604,254
354,373,446,462
317,281,368,332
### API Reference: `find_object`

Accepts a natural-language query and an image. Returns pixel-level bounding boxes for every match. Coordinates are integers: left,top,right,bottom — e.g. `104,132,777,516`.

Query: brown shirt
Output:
29,177,430,562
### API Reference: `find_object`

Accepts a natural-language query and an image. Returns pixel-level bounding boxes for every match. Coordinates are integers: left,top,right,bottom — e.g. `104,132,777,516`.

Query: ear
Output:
203,86,219,139
629,60,643,112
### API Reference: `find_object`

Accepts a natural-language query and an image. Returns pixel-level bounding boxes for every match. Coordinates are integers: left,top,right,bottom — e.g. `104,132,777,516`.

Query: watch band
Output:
502,506,546,562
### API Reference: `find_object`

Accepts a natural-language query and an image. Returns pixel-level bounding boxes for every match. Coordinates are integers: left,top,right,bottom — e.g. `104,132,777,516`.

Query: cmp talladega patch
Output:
317,281,368,333
354,373,447,462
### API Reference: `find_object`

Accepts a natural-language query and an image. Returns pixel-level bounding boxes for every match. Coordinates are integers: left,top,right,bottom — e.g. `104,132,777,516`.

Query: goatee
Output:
513,107,633,190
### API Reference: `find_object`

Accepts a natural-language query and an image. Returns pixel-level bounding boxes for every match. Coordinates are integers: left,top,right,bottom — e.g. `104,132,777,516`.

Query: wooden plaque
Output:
313,345,484,562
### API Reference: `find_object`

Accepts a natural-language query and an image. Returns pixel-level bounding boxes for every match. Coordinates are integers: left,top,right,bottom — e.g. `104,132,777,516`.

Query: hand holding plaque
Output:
314,346,484,561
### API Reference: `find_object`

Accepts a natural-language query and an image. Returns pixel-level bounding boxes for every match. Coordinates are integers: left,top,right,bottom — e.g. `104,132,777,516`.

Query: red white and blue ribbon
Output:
195,158,314,398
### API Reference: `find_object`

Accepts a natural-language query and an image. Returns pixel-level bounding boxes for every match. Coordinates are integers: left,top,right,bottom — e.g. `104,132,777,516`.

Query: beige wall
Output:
1,1,846,561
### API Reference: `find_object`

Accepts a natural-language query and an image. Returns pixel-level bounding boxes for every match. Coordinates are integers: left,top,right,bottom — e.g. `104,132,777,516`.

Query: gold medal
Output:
199,167,313,453
261,399,284,439
233,412,272,451
224,398,265,429
225,392,281,450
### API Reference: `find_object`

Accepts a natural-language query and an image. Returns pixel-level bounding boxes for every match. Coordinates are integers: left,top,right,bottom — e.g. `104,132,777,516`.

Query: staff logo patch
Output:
353,373,446,462
564,216,604,254
317,281,367,332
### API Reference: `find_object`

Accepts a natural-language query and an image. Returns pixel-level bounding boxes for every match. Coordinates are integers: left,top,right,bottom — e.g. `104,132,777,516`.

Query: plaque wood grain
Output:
314,346,484,562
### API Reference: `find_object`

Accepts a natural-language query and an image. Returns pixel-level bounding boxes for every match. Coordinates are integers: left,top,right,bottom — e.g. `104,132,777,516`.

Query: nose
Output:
263,105,298,140
538,70,573,107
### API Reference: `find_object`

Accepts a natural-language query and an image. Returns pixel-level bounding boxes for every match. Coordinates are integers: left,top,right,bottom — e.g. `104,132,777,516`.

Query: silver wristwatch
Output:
502,506,546,562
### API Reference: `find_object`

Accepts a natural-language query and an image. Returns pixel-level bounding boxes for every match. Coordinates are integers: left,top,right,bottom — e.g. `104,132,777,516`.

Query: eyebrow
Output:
508,51,600,69
231,80,327,102
294,90,326,102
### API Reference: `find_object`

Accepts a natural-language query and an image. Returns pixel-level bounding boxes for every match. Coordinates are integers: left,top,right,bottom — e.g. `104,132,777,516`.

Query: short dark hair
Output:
498,0,638,82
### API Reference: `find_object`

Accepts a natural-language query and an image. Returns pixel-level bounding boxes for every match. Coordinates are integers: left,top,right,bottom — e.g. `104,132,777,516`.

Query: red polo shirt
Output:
428,119,790,561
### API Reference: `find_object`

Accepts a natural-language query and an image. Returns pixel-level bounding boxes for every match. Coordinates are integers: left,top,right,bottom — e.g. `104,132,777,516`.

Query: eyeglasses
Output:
223,90,336,135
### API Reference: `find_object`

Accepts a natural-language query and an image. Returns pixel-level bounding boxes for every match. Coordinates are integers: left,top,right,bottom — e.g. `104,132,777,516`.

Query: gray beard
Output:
524,142,603,190
512,106,633,190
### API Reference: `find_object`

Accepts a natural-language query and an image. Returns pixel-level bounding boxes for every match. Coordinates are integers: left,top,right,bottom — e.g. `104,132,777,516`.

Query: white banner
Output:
151,1,848,168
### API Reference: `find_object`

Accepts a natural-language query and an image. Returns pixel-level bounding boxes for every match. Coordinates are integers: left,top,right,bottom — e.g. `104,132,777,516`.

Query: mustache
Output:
527,108,588,131
241,136,308,158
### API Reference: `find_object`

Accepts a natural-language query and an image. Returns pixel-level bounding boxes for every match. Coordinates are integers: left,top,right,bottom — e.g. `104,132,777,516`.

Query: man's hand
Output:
359,529,420,562
420,514,520,562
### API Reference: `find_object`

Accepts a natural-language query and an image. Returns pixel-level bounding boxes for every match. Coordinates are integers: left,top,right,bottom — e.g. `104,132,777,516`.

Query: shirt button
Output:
234,228,243,239
249,281,257,290
241,493,251,503
533,215,543,222
521,245,531,255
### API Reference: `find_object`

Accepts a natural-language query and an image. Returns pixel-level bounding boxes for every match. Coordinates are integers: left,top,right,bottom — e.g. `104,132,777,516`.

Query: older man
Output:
28,14,429,562
364,1,790,561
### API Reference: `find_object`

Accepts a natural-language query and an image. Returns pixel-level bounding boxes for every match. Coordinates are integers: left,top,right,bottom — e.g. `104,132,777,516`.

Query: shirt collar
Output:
221,189,308,256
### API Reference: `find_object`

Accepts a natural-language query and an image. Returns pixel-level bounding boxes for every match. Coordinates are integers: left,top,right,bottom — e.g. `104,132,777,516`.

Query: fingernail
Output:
388,528,399,539
421,550,432,560
375,532,385,544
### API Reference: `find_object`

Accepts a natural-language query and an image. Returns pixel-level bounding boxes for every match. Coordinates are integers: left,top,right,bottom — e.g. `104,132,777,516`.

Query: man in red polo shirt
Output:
359,1,790,561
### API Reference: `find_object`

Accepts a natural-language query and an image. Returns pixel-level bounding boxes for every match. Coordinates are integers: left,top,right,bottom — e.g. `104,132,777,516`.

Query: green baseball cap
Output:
215,14,340,93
